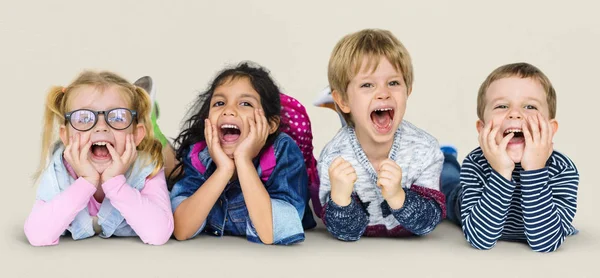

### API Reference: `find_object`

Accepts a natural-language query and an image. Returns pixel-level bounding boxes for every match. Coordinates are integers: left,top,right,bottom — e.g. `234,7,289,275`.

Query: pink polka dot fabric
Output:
279,93,322,215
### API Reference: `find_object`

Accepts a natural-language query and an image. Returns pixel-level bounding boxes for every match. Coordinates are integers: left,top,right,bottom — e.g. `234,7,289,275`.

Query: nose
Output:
222,104,237,117
94,114,109,133
375,86,391,100
507,108,522,120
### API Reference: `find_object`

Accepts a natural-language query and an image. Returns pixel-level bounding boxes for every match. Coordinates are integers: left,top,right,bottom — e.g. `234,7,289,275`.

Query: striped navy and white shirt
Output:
460,147,579,252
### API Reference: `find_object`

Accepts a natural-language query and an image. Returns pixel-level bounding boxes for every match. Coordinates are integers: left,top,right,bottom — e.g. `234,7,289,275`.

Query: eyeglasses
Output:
65,108,137,132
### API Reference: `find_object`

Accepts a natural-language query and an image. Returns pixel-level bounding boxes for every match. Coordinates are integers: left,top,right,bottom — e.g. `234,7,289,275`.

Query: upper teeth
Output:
221,124,239,129
504,129,522,134
93,142,109,146
375,108,392,112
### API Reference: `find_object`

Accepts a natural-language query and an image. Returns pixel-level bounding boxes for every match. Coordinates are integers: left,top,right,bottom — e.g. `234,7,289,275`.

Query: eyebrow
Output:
212,93,260,102
489,96,543,104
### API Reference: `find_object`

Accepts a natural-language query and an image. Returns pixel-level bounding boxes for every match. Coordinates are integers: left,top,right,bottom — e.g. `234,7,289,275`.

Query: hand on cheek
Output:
101,134,138,184
521,113,554,171
234,109,269,162
479,120,515,180
205,119,235,176
64,133,99,187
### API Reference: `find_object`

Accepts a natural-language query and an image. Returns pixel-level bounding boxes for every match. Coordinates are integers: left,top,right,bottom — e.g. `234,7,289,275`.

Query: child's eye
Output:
494,105,508,109
212,101,224,107
109,116,126,123
388,80,401,86
240,102,253,107
524,105,537,110
78,117,93,124
360,83,373,88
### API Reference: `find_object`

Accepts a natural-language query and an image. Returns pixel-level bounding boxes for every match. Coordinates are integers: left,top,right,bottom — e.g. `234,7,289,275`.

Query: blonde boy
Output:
317,29,445,241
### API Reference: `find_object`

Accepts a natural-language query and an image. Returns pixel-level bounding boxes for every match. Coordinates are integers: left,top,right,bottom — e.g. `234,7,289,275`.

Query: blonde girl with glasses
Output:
24,71,174,246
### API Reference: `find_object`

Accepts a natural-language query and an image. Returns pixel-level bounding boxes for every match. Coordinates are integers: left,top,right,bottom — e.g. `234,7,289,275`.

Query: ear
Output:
332,89,350,114
549,119,559,137
407,86,412,97
476,119,485,134
59,125,69,146
268,116,280,135
133,123,147,146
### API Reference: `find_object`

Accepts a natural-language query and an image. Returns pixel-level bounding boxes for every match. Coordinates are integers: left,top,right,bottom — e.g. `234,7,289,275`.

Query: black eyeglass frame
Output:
64,108,138,132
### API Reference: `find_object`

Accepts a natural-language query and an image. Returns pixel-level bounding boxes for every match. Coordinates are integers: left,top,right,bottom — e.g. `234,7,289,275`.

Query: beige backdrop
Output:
2,0,599,277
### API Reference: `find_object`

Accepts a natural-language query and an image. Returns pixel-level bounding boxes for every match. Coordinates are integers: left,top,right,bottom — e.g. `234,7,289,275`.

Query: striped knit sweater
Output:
317,121,445,241
460,147,579,252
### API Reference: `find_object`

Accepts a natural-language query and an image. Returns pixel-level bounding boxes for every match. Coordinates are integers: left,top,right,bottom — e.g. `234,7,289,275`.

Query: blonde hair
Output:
328,29,414,126
477,62,557,120
35,71,164,180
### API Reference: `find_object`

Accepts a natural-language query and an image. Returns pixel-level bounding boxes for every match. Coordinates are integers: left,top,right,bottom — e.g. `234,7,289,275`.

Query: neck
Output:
354,128,393,170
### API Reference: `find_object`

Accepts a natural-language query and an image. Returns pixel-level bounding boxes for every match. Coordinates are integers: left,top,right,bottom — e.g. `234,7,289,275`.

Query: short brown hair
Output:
477,62,557,120
328,29,413,126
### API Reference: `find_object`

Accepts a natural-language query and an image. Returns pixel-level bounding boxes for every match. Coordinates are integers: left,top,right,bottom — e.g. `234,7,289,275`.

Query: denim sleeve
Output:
323,196,369,241
263,136,308,226
169,151,209,239
246,199,305,245
387,188,442,235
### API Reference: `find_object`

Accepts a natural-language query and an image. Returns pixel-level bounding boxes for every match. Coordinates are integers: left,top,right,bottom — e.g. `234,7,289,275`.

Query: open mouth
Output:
370,108,394,133
91,141,112,160
220,124,241,143
503,128,525,144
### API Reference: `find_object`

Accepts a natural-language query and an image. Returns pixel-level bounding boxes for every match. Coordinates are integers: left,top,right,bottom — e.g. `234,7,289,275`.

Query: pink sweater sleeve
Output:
102,169,174,245
24,178,97,246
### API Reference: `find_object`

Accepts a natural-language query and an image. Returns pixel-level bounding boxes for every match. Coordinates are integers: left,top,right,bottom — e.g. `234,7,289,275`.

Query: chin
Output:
507,150,523,164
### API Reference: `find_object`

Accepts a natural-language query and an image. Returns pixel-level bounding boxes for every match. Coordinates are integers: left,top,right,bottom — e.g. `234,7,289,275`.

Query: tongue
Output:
371,111,391,129
509,136,525,144
92,145,110,158
223,134,240,142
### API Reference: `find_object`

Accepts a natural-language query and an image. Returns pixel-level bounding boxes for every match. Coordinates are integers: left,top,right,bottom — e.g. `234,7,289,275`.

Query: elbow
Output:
24,226,56,247
172,227,193,241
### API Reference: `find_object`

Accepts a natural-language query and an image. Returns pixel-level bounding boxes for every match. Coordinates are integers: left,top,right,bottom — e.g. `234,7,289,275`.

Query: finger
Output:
123,134,133,161
530,115,540,142
80,139,93,162
254,109,263,136
248,115,256,139
378,170,395,181
499,131,514,150
538,113,550,144
211,121,220,149
260,109,269,138
129,135,138,164
105,143,120,163
330,157,345,171
480,121,492,152
72,133,81,156
64,138,73,164
521,120,532,146
205,119,212,147
487,121,500,151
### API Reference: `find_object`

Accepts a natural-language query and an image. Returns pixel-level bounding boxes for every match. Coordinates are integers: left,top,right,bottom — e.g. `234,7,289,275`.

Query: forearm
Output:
521,168,567,252
461,170,515,250
323,196,368,241
390,189,442,235
102,172,174,245
24,178,96,246
237,159,273,244
172,169,230,240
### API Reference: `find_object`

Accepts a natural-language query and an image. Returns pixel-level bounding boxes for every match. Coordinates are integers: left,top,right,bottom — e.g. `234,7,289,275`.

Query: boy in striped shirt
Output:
442,62,580,252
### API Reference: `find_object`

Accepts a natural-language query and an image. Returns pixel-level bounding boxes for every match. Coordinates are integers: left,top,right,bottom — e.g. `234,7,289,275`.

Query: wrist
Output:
386,189,406,210
214,167,235,180
331,189,352,207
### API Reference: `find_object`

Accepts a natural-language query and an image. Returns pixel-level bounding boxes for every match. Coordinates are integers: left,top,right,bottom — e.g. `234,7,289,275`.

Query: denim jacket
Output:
170,133,315,244
36,142,156,240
